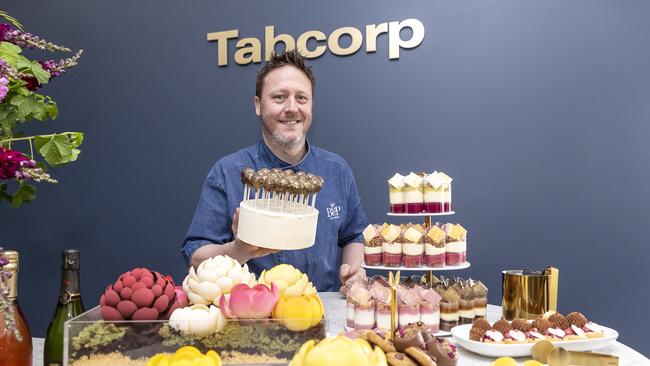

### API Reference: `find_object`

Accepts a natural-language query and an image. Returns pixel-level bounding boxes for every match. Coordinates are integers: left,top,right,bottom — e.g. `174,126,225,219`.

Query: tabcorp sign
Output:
207,18,425,66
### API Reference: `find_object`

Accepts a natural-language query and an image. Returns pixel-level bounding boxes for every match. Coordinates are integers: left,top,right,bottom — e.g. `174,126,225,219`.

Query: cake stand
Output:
363,211,470,285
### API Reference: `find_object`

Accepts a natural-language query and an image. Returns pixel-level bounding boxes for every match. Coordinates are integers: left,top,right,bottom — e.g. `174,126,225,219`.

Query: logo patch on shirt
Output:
326,202,341,219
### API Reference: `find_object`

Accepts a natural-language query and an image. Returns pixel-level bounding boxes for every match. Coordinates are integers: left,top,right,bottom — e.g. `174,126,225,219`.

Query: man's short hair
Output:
255,49,316,98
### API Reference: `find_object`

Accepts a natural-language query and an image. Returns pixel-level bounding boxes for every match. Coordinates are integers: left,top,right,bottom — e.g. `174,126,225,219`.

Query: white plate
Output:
451,324,619,357
387,211,455,217
343,325,451,337
363,262,471,271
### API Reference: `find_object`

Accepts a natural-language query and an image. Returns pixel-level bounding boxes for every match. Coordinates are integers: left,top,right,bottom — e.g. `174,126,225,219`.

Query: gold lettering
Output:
234,37,262,65
365,23,388,53
296,30,327,58
388,19,425,60
207,29,239,66
265,25,296,61
328,26,363,56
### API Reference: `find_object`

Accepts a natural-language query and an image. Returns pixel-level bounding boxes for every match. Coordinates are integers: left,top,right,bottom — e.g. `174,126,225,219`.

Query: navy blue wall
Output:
2,0,649,355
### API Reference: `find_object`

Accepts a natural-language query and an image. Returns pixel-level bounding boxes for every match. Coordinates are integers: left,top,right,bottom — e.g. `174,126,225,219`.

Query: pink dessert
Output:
363,224,383,266
381,224,402,267
403,172,424,213
351,286,375,330
423,172,445,213
416,285,441,333
370,278,393,331
346,281,367,328
398,286,421,330
443,223,467,266
425,225,446,268
388,173,406,213
402,226,424,268
438,172,453,212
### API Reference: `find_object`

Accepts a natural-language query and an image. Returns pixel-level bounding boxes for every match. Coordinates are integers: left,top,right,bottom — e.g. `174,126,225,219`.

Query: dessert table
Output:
32,292,649,365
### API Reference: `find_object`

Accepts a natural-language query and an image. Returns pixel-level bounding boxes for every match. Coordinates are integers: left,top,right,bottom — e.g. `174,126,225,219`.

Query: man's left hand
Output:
339,263,366,296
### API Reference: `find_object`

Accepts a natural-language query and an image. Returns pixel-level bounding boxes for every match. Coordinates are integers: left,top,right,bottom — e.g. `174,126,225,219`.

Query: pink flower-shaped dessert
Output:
100,267,176,321
398,286,421,330
416,285,441,332
370,279,393,331
219,283,279,319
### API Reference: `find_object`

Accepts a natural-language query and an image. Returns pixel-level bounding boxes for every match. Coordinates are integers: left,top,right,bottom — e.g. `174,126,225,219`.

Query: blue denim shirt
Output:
182,140,368,291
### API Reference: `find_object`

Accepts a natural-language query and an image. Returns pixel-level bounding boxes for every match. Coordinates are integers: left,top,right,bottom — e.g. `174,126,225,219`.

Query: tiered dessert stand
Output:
362,210,470,285
361,209,470,337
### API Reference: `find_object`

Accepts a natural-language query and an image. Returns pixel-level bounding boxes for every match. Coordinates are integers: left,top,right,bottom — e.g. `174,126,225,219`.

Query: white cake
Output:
237,199,318,250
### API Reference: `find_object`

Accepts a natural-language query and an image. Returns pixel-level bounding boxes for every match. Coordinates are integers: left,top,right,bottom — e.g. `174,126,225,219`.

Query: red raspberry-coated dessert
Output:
383,252,402,267
390,203,406,213
446,252,464,266
403,254,423,268
406,202,424,214
424,202,443,213
425,253,445,267
364,253,383,266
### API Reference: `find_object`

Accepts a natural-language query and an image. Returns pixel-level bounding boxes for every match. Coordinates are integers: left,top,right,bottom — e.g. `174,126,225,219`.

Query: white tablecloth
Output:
33,292,650,365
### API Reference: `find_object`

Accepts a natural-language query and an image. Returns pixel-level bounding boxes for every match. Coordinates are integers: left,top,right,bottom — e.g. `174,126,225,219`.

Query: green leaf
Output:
34,133,82,166
0,41,22,68
27,60,51,85
69,132,84,147
8,183,36,208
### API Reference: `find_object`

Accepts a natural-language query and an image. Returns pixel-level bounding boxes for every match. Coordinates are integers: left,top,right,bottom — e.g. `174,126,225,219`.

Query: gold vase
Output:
501,267,558,320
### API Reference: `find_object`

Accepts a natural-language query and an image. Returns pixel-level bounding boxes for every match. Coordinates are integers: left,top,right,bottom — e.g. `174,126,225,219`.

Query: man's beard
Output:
261,116,306,150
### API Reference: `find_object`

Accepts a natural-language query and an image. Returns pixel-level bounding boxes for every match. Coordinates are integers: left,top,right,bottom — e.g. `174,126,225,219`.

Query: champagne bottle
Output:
43,249,85,366
0,250,33,366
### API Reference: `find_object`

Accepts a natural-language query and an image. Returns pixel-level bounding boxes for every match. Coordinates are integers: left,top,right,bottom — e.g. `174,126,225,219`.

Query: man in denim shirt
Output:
182,50,367,292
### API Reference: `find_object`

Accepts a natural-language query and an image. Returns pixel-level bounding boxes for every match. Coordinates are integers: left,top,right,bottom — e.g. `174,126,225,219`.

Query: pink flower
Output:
0,76,8,102
219,283,279,319
0,147,31,179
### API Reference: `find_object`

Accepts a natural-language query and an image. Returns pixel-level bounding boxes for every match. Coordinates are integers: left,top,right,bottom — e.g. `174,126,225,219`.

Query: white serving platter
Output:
451,323,619,357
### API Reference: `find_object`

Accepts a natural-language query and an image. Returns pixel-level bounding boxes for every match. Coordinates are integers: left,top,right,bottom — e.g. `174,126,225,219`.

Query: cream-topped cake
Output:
388,173,406,213
425,225,446,268
237,168,322,250
363,224,383,266
403,172,424,213
402,226,424,268
424,171,445,213
381,224,402,267
439,171,453,212
443,223,467,266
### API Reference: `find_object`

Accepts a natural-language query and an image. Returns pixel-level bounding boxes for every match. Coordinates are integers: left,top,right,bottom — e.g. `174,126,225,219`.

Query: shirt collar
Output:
258,139,311,169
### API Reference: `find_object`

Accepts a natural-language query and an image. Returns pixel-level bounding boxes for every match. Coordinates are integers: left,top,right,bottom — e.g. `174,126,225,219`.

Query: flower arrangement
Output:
0,10,83,208
1,10,84,341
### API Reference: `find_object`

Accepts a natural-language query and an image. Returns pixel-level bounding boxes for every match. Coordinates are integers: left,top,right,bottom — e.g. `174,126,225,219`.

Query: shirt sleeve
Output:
181,164,234,265
338,165,368,248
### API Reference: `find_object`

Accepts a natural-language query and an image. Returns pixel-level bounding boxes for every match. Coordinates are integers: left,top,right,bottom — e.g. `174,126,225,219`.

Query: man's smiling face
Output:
255,65,313,150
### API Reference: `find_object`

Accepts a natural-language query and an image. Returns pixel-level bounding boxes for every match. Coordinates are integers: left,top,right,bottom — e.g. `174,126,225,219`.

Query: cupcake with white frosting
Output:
403,172,424,214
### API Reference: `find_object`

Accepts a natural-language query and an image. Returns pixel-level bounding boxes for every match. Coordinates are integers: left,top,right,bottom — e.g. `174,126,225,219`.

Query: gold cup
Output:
502,267,559,320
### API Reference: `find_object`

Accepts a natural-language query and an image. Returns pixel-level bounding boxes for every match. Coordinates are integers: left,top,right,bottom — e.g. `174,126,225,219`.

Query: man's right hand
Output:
230,208,278,264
